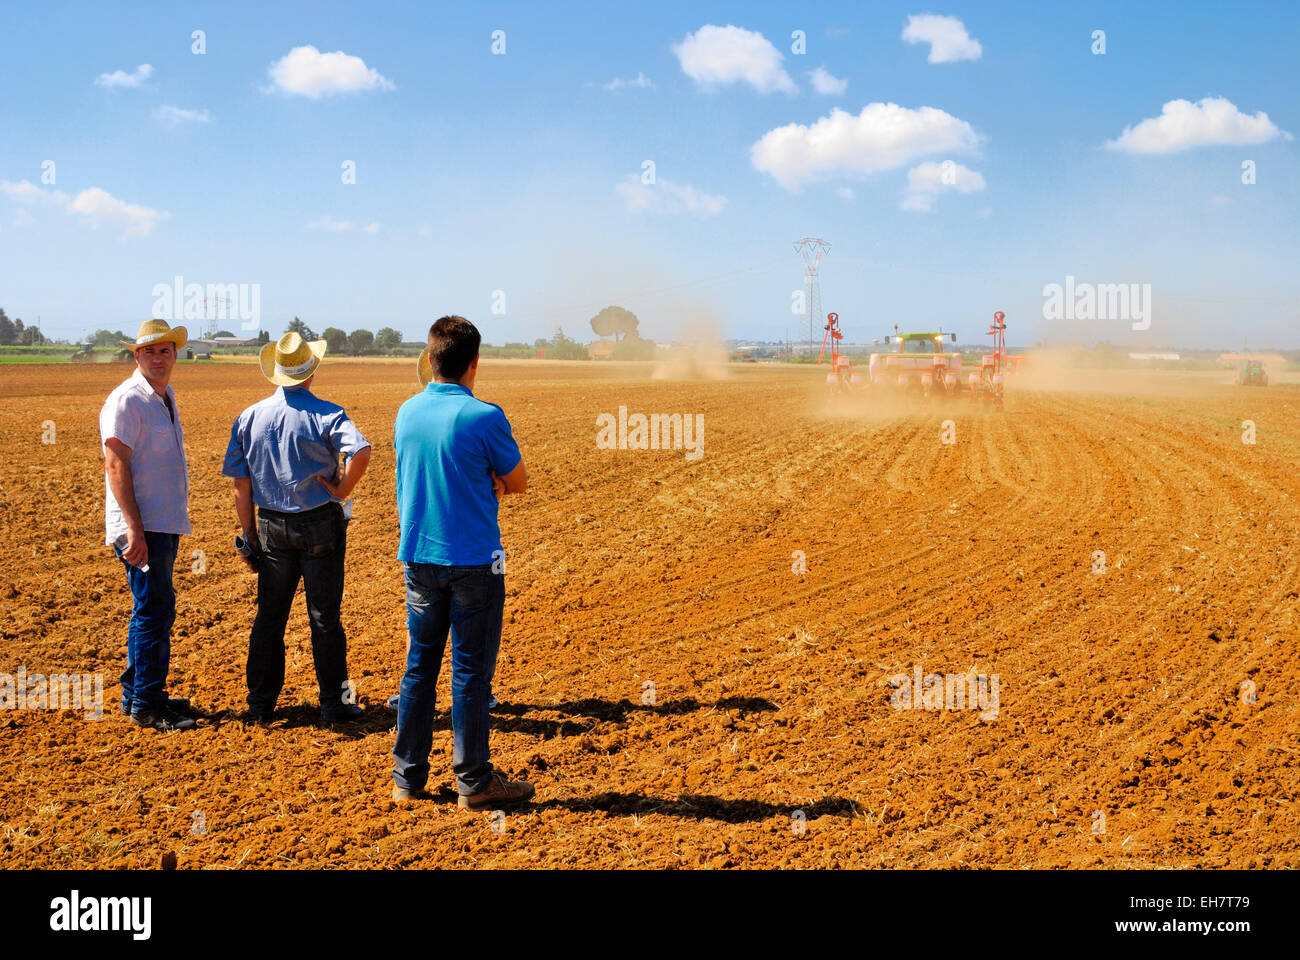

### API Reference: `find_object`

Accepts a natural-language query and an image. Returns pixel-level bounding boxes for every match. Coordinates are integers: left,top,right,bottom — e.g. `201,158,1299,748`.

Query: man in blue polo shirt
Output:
391,315,531,810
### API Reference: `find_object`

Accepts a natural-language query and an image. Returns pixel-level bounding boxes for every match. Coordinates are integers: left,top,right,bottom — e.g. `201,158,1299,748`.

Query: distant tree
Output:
547,327,587,361
21,326,46,346
590,305,639,342
92,329,129,346
533,338,549,352
349,328,375,354
321,327,349,355
286,316,317,341
0,312,14,345
374,327,403,353
213,329,236,338
257,330,270,344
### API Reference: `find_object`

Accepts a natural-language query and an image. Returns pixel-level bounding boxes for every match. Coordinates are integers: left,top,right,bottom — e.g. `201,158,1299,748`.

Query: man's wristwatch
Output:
235,534,262,570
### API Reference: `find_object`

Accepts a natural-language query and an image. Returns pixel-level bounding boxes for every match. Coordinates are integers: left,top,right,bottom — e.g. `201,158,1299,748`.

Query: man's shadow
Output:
483,695,777,737
200,694,779,741
416,786,856,825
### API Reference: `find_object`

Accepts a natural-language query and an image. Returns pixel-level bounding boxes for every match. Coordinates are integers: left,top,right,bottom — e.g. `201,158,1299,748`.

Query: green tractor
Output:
1236,359,1268,386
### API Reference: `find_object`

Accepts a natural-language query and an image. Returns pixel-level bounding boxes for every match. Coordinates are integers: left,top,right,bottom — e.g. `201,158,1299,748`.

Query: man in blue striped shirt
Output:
222,332,371,724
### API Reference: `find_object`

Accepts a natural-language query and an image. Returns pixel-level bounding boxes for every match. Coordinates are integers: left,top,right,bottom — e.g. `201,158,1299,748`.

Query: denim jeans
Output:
115,531,179,715
392,563,505,795
248,503,351,715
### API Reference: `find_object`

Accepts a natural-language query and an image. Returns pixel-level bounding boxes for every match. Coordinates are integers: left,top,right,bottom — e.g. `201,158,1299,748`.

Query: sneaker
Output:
121,696,191,716
392,785,430,804
457,772,535,811
321,702,364,723
243,706,275,724
488,693,499,709
386,693,400,710
131,706,197,732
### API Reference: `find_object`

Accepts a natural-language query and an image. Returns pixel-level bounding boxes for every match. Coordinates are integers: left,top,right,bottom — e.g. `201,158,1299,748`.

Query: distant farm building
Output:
587,339,616,360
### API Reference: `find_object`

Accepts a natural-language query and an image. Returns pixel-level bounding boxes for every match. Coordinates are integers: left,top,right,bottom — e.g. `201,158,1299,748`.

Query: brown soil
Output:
1,359,1297,868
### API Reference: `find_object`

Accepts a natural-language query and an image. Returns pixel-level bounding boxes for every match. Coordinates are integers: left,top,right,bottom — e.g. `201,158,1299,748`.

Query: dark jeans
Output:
392,563,505,795
115,531,179,714
248,503,351,715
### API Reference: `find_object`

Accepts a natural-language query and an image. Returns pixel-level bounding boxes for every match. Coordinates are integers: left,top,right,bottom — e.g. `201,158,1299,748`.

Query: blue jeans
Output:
114,531,179,715
392,563,504,795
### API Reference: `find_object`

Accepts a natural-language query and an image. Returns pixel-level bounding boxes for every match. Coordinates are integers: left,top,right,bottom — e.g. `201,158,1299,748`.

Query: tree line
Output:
0,305,659,360
0,308,48,345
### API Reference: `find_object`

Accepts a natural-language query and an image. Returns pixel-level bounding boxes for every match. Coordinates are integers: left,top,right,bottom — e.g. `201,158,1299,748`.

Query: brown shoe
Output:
392,785,431,804
457,772,535,811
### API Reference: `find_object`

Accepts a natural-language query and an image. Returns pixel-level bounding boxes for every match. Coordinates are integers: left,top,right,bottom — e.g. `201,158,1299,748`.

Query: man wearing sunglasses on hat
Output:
222,331,371,725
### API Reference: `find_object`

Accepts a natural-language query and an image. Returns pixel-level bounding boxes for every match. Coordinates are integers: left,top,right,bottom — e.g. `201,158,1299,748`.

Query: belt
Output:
257,501,342,521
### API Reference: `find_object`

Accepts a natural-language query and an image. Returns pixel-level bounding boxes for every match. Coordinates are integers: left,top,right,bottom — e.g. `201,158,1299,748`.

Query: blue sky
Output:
1,0,1296,348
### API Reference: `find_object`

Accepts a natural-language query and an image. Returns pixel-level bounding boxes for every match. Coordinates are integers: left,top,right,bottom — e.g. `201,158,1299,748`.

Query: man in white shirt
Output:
101,320,195,732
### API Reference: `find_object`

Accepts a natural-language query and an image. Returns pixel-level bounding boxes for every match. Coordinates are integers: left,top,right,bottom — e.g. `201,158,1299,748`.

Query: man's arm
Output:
497,459,527,495
232,477,259,571
233,477,256,542
319,445,372,500
104,438,148,567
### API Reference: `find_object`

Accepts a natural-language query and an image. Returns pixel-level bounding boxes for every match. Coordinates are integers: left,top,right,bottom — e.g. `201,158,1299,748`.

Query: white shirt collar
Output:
131,365,173,401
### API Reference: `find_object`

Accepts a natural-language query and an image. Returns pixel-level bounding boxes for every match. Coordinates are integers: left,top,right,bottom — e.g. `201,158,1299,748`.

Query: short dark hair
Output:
427,315,481,380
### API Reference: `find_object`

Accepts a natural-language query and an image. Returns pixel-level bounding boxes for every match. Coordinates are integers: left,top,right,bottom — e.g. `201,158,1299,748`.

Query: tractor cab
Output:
1237,359,1268,386
869,330,962,396
884,332,956,354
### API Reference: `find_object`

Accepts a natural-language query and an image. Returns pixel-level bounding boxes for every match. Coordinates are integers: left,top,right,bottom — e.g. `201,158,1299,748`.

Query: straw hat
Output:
121,319,188,352
416,348,434,386
260,332,327,386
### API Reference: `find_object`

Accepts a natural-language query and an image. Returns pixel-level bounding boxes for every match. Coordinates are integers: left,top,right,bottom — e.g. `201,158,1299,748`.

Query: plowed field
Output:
2,359,1297,868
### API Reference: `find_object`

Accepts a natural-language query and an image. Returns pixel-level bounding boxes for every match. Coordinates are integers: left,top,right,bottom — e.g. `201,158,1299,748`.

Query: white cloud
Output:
751,102,982,192
95,64,154,88
0,180,68,205
154,105,212,125
304,216,379,234
67,187,166,237
305,215,355,232
902,15,982,63
672,25,796,94
1104,96,1292,154
615,175,727,218
808,66,847,95
900,161,986,212
1,180,162,237
603,72,652,91
267,45,395,98
835,186,855,201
